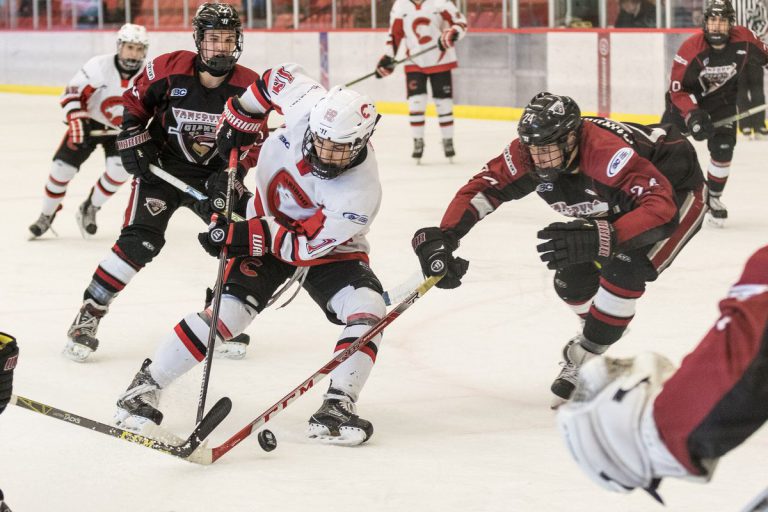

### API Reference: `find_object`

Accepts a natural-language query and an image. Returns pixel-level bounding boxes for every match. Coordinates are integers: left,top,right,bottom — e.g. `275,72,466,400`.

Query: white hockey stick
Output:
741,487,768,512
714,104,768,127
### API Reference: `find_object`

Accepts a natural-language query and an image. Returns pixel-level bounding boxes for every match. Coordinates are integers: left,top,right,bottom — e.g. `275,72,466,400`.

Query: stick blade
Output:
193,397,232,442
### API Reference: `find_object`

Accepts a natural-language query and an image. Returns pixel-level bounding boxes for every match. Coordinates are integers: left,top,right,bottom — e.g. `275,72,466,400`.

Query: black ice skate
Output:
307,388,373,446
741,127,755,139
63,299,108,362
76,198,100,237
442,138,456,160
551,335,599,407
114,358,164,432
706,194,727,228
28,205,62,239
412,138,424,162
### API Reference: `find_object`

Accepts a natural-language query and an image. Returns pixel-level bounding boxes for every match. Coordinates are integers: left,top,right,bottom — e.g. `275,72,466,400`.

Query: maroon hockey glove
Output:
412,227,469,289
0,333,19,415
375,55,396,78
686,109,713,141
536,219,615,270
67,110,90,145
116,127,160,183
198,215,271,259
438,28,460,51
216,96,268,161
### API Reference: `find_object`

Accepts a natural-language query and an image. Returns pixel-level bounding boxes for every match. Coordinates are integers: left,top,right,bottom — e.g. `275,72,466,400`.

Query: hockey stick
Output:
196,148,240,424
148,164,245,222
182,274,442,465
90,129,120,137
345,45,439,87
714,104,768,127
11,393,231,460
741,486,768,512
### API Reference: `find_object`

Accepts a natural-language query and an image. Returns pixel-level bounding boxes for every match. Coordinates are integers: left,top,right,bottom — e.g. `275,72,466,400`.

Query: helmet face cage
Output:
301,127,369,180
703,0,735,45
193,3,243,74
517,92,581,182
116,24,148,71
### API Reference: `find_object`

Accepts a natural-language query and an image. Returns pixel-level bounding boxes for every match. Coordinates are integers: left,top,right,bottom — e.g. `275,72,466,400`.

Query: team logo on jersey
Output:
170,88,188,97
169,108,220,161
607,147,634,177
548,199,609,217
343,212,369,225
699,64,738,96
272,66,295,95
239,257,263,277
144,197,167,216
100,96,125,128
267,170,317,226
324,109,338,122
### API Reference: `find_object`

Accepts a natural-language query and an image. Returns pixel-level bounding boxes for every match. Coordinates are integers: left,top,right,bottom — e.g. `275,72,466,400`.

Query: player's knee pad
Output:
220,282,261,312
115,231,166,267
105,155,130,183
408,94,427,113
708,131,735,162
554,264,600,303
213,294,258,340
434,97,454,116
330,285,386,325
50,159,79,182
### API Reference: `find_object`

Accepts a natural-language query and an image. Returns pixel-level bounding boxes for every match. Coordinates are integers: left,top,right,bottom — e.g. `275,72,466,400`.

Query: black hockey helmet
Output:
517,92,582,182
192,3,243,76
703,0,735,45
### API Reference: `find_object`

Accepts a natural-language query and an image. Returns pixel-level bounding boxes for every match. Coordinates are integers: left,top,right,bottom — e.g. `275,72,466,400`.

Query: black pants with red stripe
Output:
53,121,117,168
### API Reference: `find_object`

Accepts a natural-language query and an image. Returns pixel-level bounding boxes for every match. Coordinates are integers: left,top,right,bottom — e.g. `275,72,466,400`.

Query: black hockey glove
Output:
686,109,714,141
0,333,19,415
198,215,271,259
216,96,268,161
117,127,160,183
375,55,396,78
412,227,469,289
536,219,615,270
204,166,248,216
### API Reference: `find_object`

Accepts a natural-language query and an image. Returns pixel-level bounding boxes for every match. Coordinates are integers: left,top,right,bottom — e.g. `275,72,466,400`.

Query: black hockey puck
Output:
257,428,277,452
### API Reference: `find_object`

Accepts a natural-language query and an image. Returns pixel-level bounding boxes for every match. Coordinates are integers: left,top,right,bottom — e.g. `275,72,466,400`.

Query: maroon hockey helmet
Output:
703,0,735,45
192,3,243,76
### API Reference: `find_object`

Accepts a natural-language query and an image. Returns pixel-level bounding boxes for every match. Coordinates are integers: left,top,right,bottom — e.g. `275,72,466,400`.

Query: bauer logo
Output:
343,212,369,225
607,148,634,177
170,88,188,97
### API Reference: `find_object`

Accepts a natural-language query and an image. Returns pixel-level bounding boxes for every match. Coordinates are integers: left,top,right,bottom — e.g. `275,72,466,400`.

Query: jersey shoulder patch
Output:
606,147,635,178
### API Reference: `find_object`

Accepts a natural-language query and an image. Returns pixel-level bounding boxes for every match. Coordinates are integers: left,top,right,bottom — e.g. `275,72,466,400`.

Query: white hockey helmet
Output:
116,24,149,71
302,86,379,179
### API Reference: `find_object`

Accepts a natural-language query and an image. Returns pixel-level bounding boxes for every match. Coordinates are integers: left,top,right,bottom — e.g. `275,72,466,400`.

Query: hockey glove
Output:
375,55,396,78
412,227,469,289
686,109,714,141
67,110,90,145
536,219,615,270
0,332,19,415
438,28,461,51
116,127,160,183
216,96,268,161
198,215,271,259
204,166,248,216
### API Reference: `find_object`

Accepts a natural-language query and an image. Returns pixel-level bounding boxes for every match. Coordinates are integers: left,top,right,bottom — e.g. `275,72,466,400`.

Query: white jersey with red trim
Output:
385,0,467,73
60,53,143,129
239,63,382,267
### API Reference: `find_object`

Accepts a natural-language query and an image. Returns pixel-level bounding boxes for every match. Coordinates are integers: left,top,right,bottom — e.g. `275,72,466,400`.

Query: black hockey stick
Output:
345,45,439,87
196,148,240,424
11,393,231,460
714,104,768,127
181,274,442,465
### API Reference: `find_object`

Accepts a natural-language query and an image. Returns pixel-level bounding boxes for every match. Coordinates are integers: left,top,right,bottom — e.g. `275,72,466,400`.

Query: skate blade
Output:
214,341,247,360
306,424,368,446
114,407,159,433
62,340,93,363
706,214,726,228
550,395,569,410
75,211,93,239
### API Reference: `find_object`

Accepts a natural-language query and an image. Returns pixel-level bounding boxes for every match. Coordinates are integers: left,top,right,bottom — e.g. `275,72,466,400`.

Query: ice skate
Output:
442,138,455,162
76,198,100,237
63,299,108,362
307,389,373,446
741,127,755,140
114,358,164,432
214,333,251,360
756,126,768,139
706,194,727,228
550,335,599,407
412,138,424,164
28,205,62,240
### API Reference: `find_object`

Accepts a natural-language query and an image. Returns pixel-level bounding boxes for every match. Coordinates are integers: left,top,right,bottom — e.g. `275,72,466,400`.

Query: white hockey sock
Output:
329,327,382,403
434,97,454,139
90,156,129,208
408,93,427,139
42,159,78,215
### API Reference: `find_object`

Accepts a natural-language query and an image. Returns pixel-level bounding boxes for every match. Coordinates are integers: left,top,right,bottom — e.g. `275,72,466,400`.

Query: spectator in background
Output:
615,0,657,27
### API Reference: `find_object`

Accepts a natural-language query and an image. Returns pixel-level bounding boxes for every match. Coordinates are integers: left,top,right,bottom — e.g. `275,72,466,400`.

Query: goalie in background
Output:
557,245,768,507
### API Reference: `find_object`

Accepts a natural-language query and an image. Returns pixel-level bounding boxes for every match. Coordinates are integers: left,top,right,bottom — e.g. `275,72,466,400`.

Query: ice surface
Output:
0,92,766,511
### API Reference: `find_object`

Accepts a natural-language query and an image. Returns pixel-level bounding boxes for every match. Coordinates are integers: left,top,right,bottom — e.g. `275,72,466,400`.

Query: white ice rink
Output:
0,92,766,512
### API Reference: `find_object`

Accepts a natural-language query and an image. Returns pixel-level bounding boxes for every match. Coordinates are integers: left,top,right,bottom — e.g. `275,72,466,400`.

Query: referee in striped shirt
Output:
735,0,768,135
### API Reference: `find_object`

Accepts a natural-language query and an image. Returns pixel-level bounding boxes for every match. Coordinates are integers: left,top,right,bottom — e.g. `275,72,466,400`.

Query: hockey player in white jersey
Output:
374,0,467,162
114,63,385,445
29,23,148,239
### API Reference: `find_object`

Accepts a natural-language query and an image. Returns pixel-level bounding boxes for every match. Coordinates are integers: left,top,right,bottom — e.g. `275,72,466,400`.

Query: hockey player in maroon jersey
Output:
113,64,384,446
63,3,267,362
28,24,148,240
557,245,768,505
374,0,467,162
412,92,707,404
662,0,768,227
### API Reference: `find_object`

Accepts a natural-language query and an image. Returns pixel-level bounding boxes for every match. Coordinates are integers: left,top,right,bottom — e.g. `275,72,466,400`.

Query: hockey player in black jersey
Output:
64,3,268,362
662,0,768,227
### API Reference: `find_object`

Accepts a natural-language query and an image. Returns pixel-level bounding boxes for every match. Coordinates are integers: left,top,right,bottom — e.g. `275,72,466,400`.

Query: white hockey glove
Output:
556,353,697,502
